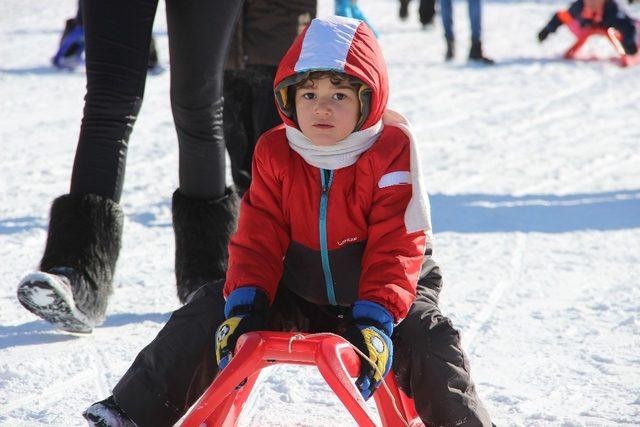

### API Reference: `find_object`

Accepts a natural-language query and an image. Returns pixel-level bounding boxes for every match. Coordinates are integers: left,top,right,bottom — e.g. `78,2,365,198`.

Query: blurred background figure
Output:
224,0,317,195
538,0,638,55
399,0,436,29
335,0,379,36
440,0,494,63
51,2,84,70
52,0,160,72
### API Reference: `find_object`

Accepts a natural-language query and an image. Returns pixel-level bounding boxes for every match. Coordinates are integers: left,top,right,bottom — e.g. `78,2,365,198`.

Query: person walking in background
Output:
335,0,379,36
399,0,436,29
52,0,160,72
224,0,317,196
17,0,243,334
440,0,494,63
51,1,84,70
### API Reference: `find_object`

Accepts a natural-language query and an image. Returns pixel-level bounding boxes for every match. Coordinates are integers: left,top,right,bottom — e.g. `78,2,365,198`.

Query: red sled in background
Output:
557,10,640,66
180,331,422,427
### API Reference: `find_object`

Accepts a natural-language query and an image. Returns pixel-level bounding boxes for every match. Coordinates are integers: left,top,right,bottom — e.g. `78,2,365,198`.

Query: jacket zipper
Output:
319,169,337,305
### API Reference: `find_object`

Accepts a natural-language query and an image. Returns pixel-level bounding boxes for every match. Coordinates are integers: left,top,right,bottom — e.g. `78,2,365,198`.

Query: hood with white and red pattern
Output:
274,16,389,131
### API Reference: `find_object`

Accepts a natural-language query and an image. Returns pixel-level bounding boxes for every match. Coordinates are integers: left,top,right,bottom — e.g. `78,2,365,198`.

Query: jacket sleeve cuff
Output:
352,300,394,336
224,286,269,318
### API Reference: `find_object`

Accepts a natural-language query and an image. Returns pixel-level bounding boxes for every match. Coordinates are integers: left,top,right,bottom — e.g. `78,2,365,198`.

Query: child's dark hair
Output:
292,70,363,91
276,70,371,130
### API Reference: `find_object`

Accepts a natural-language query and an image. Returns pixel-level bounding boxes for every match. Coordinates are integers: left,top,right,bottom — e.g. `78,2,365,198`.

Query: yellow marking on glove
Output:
215,317,242,363
362,328,389,382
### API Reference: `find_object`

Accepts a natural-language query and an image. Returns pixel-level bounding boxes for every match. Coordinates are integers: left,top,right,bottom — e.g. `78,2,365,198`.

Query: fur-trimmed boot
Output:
172,187,239,304
17,194,123,333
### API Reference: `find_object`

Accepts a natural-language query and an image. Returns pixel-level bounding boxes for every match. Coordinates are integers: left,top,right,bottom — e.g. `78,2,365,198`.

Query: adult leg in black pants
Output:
17,0,243,333
224,65,281,196
419,0,436,27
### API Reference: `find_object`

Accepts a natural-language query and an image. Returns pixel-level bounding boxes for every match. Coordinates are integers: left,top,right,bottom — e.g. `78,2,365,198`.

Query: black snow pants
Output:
70,0,243,202
400,0,436,25
112,258,492,426
223,65,281,196
419,0,437,26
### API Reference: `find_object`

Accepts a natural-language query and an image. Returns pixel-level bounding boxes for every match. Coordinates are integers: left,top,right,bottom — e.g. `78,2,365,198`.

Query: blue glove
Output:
215,287,269,371
343,300,394,400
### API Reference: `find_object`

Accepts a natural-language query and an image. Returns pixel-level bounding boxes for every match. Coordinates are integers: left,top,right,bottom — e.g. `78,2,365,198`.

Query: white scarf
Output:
285,121,383,170
285,110,432,235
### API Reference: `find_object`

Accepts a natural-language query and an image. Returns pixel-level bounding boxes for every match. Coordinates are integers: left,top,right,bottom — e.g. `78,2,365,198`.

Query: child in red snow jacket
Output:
83,16,492,427
538,0,639,55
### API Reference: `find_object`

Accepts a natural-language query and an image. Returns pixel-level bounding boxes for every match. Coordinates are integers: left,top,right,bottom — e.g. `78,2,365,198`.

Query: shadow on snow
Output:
430,189,640,233
1,190,638,236
0,312,170,349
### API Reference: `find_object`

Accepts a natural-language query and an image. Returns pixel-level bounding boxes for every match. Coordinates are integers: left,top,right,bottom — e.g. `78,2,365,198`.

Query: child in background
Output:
538,0,639,55
83,16,492,427
52,0,159,71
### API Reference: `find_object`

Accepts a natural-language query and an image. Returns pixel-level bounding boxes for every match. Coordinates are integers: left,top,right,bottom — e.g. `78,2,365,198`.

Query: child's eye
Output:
301,93,315,100
333,93,348,100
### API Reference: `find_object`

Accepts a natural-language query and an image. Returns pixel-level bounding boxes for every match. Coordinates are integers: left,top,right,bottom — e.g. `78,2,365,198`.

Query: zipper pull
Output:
322,169,332,193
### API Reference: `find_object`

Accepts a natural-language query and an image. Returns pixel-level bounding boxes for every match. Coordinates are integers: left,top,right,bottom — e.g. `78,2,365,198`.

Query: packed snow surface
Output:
1,0,639,425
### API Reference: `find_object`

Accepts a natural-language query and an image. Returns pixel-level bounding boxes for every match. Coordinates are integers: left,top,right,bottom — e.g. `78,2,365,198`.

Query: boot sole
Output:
17,273,94,334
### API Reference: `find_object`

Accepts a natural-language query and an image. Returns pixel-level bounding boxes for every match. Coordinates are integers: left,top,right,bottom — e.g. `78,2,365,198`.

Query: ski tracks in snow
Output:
463,233,526,352
0,336,109,420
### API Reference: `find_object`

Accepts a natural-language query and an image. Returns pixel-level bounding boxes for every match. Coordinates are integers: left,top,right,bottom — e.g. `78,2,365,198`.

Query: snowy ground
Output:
1,0,639,425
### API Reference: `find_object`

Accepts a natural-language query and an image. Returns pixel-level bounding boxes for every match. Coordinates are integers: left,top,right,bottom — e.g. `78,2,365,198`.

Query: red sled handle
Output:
180,331,421,427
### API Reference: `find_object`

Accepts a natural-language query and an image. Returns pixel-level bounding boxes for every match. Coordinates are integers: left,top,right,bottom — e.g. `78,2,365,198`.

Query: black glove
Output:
215,287,269,370
623,40,638,55
538,28,550,42
342,300,394,400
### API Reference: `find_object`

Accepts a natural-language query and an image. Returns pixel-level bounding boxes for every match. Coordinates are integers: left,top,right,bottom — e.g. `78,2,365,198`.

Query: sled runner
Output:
180,331,421,427
557,10,640,66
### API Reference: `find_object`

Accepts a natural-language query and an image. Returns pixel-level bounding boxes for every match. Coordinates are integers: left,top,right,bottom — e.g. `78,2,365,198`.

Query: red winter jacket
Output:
224,16,427,321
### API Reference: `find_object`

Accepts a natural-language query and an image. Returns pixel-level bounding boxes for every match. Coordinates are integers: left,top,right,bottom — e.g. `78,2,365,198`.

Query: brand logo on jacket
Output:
337,236,358,246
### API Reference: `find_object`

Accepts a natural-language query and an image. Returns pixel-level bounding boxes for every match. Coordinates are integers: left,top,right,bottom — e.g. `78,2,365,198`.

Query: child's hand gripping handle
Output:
342,300,395,400
215,287,269,370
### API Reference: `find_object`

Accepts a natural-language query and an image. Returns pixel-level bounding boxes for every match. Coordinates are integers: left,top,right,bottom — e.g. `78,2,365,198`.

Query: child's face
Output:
294,76,361,146
584,0,605,8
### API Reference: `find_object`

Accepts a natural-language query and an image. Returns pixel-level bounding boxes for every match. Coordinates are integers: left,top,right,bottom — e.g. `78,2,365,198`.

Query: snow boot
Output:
445,38,455,61
172,187,239,304
17,193,123,333
52,18,85,70
469,40,494,64
83,396,137,427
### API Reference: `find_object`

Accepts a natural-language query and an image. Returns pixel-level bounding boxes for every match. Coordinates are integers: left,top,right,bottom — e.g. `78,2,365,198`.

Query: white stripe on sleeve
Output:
378,171,411,188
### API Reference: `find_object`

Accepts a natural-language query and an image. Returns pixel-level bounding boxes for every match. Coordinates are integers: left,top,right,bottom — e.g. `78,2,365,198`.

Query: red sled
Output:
180,331,422,427
557,10,640,67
